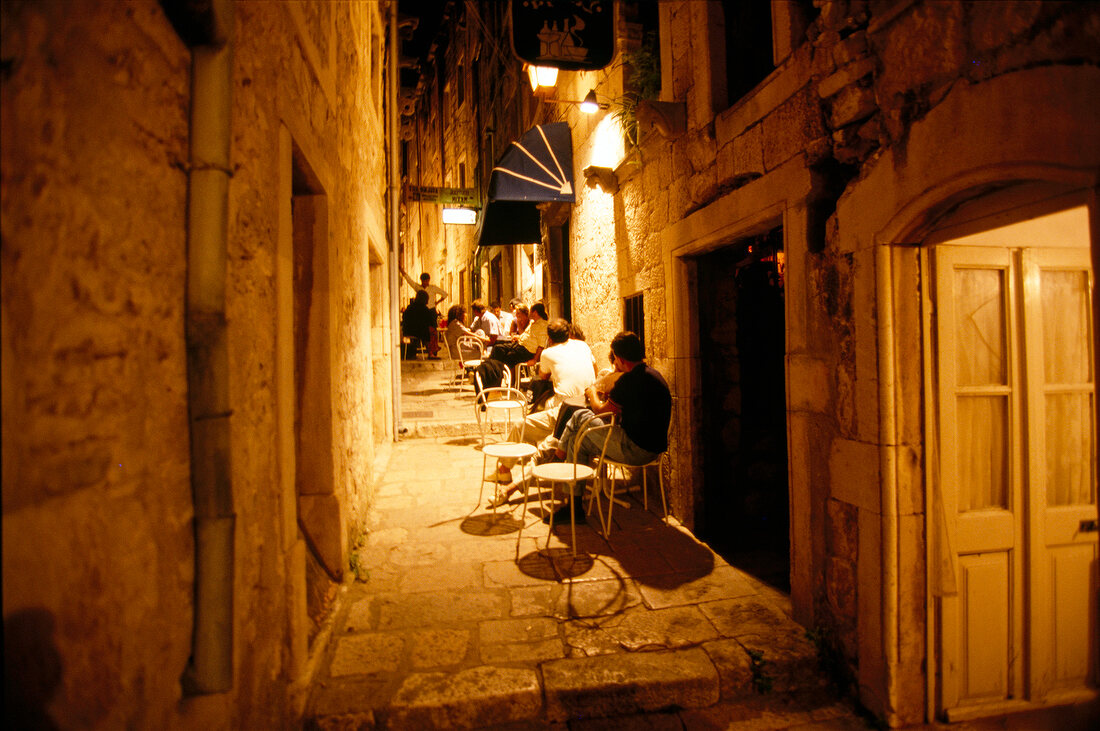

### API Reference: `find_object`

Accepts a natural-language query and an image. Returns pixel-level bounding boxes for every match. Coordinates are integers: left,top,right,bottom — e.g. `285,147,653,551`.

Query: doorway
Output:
695,227,789,590
929,203,1097,718
290,144,342,646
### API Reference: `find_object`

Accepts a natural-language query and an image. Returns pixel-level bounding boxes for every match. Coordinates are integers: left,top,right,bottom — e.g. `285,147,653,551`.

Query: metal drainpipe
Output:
177,0,235,695
388,0,403,436
875,244,900,724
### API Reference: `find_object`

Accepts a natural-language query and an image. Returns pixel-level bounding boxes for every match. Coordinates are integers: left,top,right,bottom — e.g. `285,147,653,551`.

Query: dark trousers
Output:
489,341,535,367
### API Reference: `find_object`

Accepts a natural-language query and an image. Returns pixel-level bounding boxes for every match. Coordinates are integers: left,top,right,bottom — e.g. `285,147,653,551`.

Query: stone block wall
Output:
2,0,390,727
563,0,1100,725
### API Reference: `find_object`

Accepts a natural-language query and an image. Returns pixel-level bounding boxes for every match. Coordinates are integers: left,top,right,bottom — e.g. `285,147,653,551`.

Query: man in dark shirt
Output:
545,331,671,522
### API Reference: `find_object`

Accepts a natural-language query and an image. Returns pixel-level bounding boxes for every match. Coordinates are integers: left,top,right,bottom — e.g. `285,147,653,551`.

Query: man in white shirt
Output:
485,318,597,499
492,300,514,337
469,299,500,345
400,266,448,310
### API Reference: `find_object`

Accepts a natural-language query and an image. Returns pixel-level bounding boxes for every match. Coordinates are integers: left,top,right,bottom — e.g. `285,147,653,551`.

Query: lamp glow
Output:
528,65,558,91
442,207,477,225
580,89,599,114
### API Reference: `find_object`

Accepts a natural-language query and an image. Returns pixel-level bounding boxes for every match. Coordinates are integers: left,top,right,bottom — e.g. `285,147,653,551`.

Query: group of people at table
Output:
400,268,672,527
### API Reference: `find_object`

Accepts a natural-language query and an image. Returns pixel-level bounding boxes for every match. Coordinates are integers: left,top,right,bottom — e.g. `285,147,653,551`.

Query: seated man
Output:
544,331,671,524
489,302,547,365
474,302,548,391
469,299,501,345
400,290,437,359
485,318,597,499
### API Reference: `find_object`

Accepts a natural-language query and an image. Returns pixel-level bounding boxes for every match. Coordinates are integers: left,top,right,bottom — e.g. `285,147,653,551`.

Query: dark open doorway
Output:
695,227,789,591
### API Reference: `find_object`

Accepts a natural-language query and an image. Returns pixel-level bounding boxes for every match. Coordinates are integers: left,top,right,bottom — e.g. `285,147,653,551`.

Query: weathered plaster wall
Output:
1,1,195,725
2,0,389,727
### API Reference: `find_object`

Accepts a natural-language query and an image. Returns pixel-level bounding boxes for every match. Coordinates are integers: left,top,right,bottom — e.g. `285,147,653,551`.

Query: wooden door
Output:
933,206,1097,719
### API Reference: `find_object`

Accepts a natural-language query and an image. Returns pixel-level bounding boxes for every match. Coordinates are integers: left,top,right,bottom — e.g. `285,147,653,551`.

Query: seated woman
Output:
444,304,485,361
401,290,437,359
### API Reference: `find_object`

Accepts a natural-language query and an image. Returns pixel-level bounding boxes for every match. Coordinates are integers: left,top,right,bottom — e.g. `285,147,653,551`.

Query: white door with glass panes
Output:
932,206,1097,720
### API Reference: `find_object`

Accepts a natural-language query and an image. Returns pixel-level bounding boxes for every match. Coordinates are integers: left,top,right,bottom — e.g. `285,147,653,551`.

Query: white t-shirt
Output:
497,310,515,336
472,310,501,340
539,339,597,406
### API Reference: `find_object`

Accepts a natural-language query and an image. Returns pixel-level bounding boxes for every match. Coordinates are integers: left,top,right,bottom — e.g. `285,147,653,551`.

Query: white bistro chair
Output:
473,387,536,515
526,419,615,556
591,449,670,538
455,334,485,388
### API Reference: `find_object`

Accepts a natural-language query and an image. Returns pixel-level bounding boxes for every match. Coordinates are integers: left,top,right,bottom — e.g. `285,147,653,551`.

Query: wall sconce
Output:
543,89,607,114
442,207,477,225
527,65,558,91
582,165,618,194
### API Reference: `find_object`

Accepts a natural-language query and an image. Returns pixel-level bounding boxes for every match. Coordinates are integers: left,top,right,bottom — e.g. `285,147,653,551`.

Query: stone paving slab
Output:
305,363,868,729
541,647,720,721
387,666,543,729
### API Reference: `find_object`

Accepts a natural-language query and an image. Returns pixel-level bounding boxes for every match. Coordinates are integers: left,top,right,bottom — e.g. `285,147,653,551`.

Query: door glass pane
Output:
956,268,1006,386
1041,269,1091,384
958,395,1009,510
1046,392,1097,506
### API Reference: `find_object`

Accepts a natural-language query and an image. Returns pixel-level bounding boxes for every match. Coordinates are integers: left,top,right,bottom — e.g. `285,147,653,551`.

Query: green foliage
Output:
614,31,661,147
746,648,774,694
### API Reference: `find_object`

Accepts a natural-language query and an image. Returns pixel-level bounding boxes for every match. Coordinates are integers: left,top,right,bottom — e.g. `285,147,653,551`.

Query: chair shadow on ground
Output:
459,512,523,536
505,487,715,588
404,387,465,397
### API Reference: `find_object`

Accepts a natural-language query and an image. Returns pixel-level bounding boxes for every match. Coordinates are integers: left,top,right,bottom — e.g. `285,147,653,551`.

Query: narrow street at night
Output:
4,1,1098,728
305,359,867,728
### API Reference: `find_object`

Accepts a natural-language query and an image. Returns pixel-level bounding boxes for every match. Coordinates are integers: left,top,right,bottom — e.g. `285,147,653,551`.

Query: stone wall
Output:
562,0,1100,725
1,0,390,727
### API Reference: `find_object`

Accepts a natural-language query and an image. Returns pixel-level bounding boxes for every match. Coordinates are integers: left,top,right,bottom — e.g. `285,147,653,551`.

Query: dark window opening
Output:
721,0,774,105
624,292,645,348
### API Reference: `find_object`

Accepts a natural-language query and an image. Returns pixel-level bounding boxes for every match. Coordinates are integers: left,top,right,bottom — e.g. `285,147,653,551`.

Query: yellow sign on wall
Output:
405,185,478,206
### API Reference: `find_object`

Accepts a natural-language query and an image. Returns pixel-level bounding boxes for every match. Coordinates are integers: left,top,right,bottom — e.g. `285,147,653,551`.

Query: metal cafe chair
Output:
591,449,670,538
527,419,615,556
455,334,485,388
473,387,536,515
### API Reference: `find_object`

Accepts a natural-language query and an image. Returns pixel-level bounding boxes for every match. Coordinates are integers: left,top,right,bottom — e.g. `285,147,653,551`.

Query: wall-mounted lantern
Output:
528,65,559,92
442,207,478,225
542,88,607,114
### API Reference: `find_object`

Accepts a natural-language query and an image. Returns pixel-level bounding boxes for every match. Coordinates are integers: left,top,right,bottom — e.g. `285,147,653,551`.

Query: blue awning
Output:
477,122,575,247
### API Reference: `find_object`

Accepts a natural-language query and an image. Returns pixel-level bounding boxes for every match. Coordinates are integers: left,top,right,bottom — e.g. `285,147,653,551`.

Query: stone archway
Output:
834,65,1100,725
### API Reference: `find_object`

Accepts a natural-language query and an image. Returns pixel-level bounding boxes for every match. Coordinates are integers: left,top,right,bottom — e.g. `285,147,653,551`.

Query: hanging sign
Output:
511,0,613,71
405,185,479,206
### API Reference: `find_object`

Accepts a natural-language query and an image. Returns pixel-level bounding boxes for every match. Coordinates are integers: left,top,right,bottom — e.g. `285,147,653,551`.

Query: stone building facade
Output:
404,0,1100,726
3,0,393,726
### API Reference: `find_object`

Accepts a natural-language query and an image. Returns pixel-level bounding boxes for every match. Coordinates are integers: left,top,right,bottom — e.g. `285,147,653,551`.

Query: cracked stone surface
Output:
306,383,864,728
542,647,720,721
387,665,542,728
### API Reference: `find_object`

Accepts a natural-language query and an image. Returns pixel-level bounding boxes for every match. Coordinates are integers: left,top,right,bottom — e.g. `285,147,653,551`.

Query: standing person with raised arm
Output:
400,265,448,310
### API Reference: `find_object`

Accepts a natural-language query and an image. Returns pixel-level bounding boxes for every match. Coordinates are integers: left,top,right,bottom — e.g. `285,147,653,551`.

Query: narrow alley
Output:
4,1,1098,729
305,359,867,729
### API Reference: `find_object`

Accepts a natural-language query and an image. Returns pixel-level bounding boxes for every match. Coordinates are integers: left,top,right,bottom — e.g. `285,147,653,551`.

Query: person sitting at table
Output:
484,318,597,500
401,290,438,359
470,299,501,345
473,302,548,392
541,330,671,524
492,299,513,338
444,304,485,361
488,302,548,366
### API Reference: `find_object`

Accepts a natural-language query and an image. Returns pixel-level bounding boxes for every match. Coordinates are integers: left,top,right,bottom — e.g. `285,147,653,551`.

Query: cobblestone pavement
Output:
305,360,872,729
